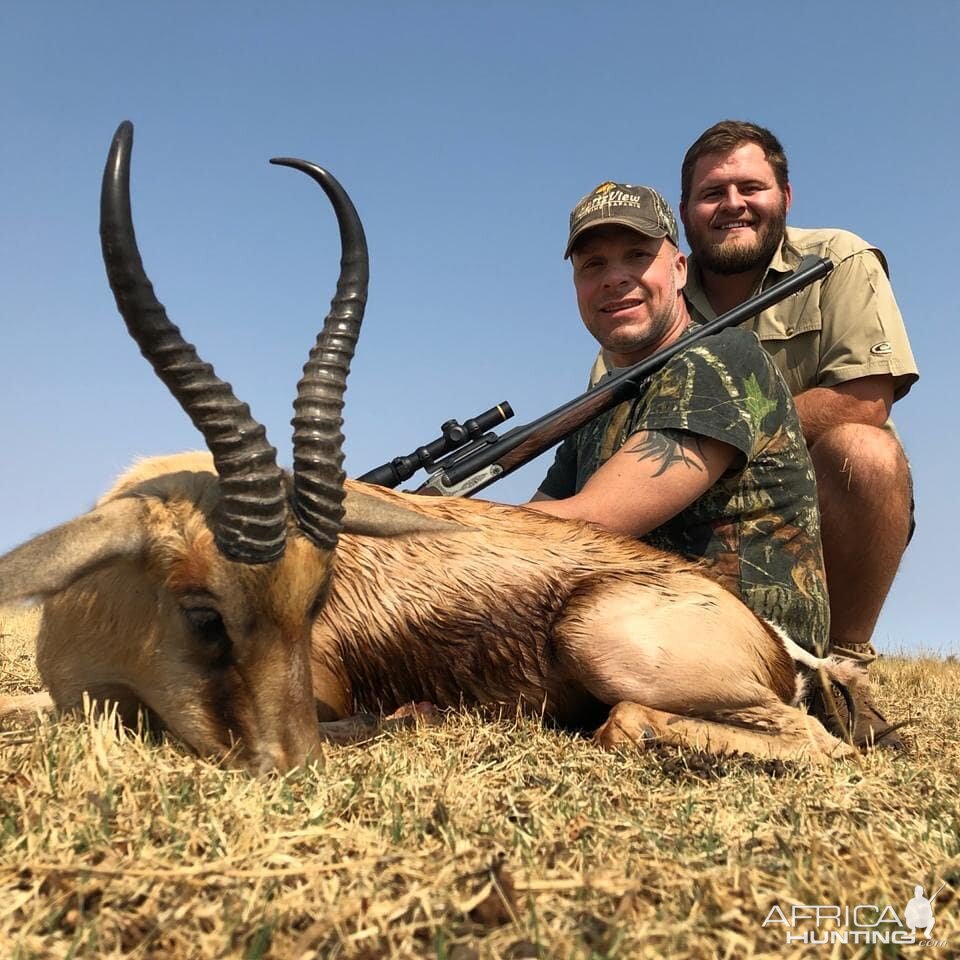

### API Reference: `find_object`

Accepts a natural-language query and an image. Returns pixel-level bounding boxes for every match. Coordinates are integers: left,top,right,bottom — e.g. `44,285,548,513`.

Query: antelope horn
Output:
100,121,287,564
269,159,368,551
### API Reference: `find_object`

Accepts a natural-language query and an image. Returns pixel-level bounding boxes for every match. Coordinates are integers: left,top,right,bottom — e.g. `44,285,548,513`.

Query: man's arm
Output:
527,427,736,538
793,374,894,445
798,244,915,443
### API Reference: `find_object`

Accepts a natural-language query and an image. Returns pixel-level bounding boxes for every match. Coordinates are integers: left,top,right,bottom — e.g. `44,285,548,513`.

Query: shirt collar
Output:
767,228,802,275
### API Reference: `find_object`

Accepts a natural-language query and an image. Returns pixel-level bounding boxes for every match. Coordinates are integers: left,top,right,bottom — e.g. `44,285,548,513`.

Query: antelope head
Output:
0,122,441,772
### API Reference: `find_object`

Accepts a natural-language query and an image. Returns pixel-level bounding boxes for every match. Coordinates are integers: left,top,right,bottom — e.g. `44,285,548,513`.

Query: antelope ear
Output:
342,489,466,538
0,498,145,604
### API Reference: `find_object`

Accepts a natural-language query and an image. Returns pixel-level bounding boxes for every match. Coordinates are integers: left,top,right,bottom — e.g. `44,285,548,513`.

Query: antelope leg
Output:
0,691,54,721
594,699,855,763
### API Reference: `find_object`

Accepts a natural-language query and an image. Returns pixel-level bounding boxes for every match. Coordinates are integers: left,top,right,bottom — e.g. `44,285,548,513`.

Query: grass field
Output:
1,604,958,959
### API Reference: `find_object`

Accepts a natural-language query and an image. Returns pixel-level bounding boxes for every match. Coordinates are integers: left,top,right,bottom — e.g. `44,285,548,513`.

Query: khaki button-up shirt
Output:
589,227,919,406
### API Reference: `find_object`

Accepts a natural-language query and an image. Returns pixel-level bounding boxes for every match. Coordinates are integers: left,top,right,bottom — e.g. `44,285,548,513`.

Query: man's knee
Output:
810,423,908,496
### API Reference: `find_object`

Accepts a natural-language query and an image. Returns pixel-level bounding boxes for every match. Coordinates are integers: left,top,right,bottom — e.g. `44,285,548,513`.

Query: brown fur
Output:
3,451,849,770
312,483,800,720
31,454,330,773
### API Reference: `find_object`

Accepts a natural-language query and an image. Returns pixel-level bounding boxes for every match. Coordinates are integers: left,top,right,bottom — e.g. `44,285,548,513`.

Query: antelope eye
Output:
182,607,232,662
184,607,223,633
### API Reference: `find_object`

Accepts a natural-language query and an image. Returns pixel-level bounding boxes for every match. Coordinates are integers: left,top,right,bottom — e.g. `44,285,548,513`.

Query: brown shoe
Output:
806,668,908,751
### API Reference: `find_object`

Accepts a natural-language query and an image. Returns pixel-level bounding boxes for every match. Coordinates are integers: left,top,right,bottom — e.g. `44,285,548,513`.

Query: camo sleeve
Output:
630,327,785,461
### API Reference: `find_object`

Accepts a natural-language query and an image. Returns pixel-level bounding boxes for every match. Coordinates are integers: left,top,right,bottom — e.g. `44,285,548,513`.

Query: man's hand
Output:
526,427,737,538
793,374,893,445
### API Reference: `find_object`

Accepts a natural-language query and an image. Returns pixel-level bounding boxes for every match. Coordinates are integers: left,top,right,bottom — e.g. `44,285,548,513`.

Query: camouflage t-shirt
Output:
538,326,829,655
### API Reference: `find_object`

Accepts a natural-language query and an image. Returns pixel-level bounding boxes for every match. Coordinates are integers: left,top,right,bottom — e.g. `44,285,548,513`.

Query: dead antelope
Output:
0,122,859,772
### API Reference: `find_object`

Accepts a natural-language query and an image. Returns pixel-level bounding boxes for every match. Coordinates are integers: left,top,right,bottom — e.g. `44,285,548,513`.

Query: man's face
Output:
572,225,687,365
680,142,791,275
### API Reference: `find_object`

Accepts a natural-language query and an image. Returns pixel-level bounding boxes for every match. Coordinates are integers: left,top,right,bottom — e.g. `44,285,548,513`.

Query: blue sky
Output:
1,2,956,653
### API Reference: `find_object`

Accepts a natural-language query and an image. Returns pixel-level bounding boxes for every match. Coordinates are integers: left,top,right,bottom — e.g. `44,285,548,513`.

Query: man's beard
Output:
684,202,787,276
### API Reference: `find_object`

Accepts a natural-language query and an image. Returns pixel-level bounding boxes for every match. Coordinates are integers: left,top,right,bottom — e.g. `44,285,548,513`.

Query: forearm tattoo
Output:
625,429,705,477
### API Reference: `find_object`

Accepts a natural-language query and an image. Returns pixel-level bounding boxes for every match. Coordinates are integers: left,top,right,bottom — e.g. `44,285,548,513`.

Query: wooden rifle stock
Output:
412,255,833,497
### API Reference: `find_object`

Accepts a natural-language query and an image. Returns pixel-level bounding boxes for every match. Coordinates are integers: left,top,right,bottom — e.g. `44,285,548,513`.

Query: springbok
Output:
0,122,859,773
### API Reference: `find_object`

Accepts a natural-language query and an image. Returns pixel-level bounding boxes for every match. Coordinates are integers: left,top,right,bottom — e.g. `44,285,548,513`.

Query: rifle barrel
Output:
433,255,833,494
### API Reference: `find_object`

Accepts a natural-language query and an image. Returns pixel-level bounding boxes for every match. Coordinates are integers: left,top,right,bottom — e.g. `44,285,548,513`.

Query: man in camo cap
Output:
528,181,830,660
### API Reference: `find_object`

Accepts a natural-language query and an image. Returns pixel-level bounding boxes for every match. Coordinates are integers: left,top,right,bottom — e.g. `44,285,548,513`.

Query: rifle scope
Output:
357,402,514,488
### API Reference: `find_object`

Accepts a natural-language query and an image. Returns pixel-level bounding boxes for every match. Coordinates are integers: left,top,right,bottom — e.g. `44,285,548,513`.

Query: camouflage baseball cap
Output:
564,181,679,258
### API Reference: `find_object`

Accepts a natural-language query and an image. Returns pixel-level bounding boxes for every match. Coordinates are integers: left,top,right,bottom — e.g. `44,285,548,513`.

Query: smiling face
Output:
572,225,689,367
680,142,791,276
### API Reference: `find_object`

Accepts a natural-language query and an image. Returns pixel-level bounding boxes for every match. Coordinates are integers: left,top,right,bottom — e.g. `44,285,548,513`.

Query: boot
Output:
806,648,908,751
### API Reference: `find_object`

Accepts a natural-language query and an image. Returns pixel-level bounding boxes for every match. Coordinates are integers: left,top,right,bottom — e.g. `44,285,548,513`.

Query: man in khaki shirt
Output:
590,121,918,747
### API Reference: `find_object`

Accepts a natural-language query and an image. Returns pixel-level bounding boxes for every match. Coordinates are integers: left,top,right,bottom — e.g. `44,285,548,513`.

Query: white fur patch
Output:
762,620,867,705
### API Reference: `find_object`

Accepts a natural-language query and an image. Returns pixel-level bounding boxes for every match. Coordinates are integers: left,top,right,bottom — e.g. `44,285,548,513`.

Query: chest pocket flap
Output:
751,283,822,342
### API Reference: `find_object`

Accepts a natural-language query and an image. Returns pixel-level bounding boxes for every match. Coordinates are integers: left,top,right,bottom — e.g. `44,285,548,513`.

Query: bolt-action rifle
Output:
358,255,834,498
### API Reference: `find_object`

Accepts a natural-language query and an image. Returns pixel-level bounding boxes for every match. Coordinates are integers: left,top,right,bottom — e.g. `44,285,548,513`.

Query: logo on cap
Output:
564,181,679,258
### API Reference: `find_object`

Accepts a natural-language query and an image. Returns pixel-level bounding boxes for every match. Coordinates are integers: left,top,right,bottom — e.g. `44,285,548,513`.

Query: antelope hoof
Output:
317,713,381,745
594,702,662,751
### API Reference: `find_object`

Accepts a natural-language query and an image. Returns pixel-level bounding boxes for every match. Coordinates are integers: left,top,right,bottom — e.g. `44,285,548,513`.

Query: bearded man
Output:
588,122,918,748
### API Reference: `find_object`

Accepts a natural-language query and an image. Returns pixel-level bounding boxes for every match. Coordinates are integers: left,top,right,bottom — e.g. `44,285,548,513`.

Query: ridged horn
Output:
269,159,368,551
100,121,287,564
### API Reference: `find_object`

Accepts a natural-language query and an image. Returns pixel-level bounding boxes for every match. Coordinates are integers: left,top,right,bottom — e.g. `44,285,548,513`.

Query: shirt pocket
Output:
748,288,822,396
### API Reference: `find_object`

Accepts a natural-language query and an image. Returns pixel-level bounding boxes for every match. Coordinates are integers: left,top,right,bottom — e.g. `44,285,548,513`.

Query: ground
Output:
1,605,958,959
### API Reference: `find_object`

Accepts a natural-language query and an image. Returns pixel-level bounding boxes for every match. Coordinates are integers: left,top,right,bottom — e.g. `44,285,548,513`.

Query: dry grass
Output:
1,606,958,959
